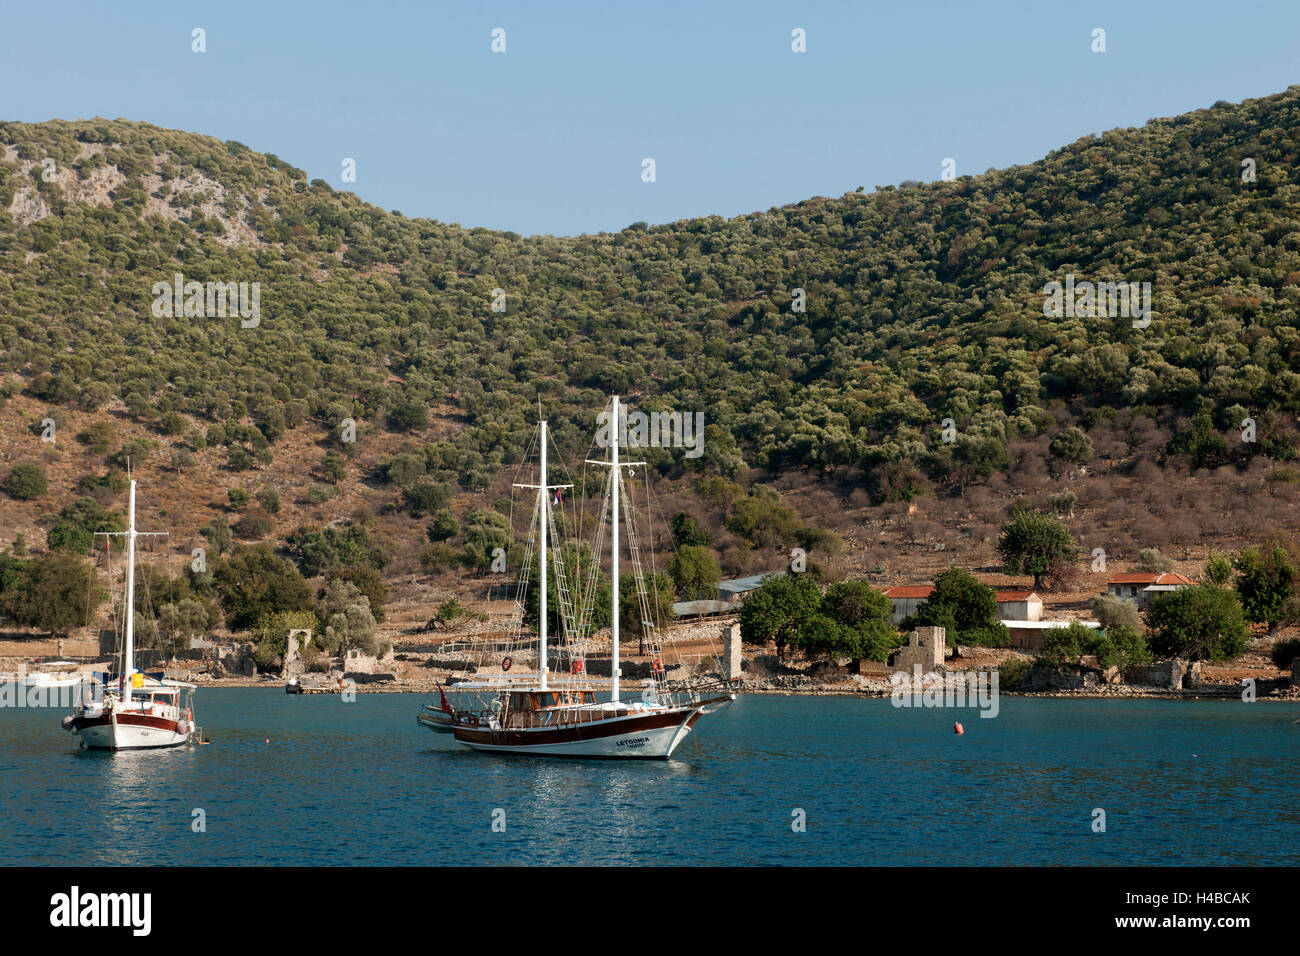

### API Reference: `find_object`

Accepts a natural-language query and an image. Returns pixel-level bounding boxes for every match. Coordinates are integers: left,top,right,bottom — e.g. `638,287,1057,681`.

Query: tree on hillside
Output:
1036,621,1097,670
323,563,388,623
201,517,233,556
668,545,721,601
819,580,900,667
997,512,1076,590
1049,427,1093,464
908,566,1008,646
402,482,451,518
670,511,711,548
214,543,313,631
1232,542,1296,632
46,497,126,553
725,487,802,551
5,462,47,501
1167,409,1229,469
314,578,380,657
1136,548,1175,573
286,522,387,578
387,400,428,433
619,571,674,655
1036,621,1148,671
1,551,104,636
461,509,511,572
1202,551,1233,586
426,509,460,543
1090,594,1141,632
739,573,822,660
523,540,610,640
1144,584,1249,662
155,598,213,657
951,433,1010,493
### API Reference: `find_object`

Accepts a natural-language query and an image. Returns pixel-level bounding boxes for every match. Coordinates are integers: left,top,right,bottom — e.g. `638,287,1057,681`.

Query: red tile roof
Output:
994,589,1038,602
884,585,935,599
1107,572,1195,587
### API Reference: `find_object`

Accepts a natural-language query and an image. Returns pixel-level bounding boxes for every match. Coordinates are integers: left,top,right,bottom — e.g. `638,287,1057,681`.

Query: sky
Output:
1,0,1298,236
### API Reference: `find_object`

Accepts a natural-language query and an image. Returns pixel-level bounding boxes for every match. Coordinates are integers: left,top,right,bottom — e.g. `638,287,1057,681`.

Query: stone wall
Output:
891,626,946,673
1022,667,1098,692
1123,659,1186,690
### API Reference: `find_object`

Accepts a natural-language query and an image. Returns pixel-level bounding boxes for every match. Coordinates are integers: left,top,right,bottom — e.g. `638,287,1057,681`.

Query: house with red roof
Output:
993,589,1043,622
1106,571,1195,608
882,585,934,624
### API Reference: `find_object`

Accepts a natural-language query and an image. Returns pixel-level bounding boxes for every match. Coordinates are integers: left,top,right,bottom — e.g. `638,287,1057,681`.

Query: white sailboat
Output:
61,478,199,750
419,396,735,758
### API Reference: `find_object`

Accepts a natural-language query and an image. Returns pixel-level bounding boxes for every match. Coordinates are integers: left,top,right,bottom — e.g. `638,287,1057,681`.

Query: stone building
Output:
891,626,946,673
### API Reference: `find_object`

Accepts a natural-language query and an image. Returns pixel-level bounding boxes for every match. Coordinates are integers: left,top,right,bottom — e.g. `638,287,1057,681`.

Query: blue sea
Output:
1,690,1295,866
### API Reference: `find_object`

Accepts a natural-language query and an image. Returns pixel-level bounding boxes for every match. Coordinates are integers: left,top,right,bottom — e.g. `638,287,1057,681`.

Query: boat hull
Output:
451,704,704,759
417,709,456,734
73,712,190,750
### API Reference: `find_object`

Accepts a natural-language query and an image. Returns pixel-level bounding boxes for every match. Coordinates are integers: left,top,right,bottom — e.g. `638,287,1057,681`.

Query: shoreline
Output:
178,675,1300,701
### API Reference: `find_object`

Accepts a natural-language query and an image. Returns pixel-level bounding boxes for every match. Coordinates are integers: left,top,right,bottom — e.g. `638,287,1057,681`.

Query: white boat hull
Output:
450,700,730,759
74,712,190,750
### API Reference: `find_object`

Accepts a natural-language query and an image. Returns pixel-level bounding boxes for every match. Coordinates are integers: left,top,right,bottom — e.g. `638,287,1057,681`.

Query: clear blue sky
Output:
2,0,1297,236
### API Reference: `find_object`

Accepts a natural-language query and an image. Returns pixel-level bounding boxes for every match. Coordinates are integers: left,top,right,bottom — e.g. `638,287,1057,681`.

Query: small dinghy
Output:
417,688,456,734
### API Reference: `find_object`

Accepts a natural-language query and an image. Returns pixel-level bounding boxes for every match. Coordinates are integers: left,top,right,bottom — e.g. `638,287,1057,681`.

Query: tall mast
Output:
538,421,548,691
123,479,137,704
610,396,621,703
516,419,572,691
584,396,642,704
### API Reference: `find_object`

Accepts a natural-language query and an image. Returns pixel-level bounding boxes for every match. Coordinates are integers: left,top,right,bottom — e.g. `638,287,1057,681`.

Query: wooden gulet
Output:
420,397,735,759
61,477,199,751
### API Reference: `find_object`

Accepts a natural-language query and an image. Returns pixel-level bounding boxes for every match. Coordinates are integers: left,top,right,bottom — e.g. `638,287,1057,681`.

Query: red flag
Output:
439,687,454,714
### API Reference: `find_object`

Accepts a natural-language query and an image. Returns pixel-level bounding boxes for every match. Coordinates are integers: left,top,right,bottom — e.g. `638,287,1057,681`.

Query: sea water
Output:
0,690,1295,866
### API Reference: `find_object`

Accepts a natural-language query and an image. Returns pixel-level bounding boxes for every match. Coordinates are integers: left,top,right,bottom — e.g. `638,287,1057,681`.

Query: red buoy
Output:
954,722,964,735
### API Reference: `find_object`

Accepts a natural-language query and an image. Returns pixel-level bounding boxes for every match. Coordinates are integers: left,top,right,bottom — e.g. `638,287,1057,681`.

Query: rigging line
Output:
83,535,99,632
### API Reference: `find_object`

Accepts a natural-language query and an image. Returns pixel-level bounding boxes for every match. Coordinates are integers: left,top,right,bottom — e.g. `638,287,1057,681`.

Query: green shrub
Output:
6,462,47,500
1271,638,1300,670
998,657,1031,690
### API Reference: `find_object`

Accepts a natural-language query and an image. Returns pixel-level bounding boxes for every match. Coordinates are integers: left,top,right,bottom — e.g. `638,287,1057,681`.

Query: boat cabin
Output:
507,690,597,711
123,686,181,712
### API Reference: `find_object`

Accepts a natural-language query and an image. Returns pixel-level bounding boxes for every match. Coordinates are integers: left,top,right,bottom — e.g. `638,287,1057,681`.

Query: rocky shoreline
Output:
173,670,1300,702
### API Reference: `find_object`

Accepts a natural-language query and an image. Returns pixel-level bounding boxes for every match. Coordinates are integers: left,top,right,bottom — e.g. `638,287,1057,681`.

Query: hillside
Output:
2,88,1300,644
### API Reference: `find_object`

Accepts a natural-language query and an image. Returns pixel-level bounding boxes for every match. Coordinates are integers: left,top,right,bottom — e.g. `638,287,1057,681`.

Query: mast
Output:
516,419,572,691
610,396,620,703
539,421,548,691
584,395,642,704
123,479,137,704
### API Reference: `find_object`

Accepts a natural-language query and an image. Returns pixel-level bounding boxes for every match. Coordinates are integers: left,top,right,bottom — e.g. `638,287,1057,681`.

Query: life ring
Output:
652,656,664,675
570,658,584,675
501,656,513,672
